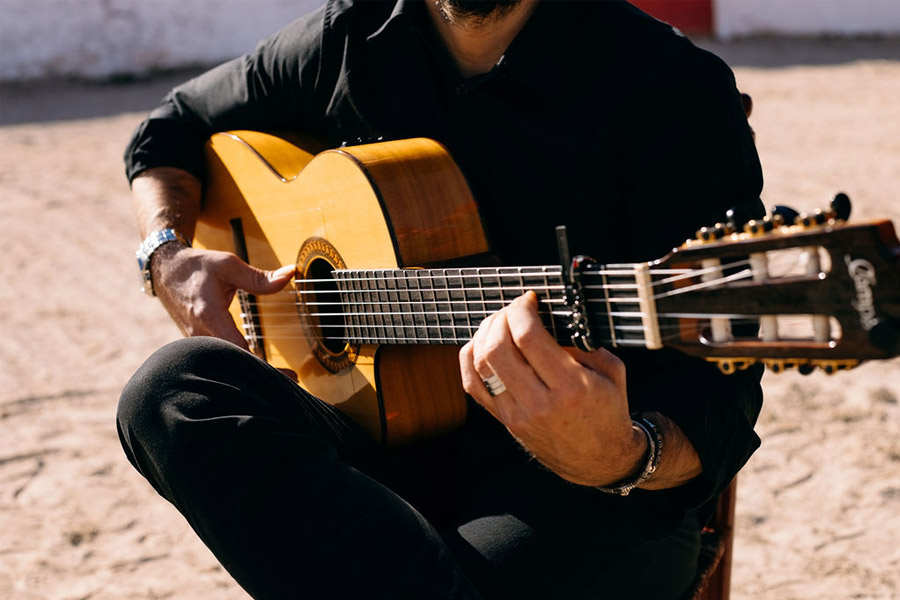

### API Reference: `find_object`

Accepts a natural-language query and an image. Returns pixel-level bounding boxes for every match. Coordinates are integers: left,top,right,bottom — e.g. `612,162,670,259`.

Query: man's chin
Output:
436,0,524,21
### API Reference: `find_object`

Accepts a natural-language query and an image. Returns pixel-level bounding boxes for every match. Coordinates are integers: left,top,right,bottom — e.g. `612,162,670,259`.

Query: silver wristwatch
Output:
135,228,191,296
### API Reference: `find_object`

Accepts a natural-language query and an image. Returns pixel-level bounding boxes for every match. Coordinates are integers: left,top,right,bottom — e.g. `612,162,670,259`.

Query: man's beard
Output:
434,0,524,22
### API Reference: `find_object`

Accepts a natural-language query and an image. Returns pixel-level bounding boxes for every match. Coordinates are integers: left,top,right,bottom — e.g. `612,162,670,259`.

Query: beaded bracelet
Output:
595,414,663,496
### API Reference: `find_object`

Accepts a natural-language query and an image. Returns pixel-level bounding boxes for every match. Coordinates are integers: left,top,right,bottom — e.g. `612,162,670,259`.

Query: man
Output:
119,1,765,598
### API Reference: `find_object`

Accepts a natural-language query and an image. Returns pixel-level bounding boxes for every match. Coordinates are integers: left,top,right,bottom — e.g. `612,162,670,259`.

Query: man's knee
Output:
117,337,248,460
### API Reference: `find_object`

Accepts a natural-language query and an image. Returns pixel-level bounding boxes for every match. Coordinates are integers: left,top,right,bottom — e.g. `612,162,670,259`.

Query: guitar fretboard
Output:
298,264,656,349
329,266,570,345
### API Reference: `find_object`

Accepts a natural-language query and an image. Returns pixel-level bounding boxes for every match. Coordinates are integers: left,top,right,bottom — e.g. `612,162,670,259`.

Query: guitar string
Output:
246,266,757,321
289,256,753,287
240,307,766,327
286,258,749,294
231,317,770,346
283,258,756,303
239,316,764,333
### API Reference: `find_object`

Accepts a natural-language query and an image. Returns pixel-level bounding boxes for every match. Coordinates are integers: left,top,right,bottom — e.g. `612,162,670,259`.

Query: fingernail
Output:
273,265,296,278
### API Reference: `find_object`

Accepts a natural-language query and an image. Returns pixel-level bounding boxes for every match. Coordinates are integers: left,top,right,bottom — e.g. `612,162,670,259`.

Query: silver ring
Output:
482,373,507,397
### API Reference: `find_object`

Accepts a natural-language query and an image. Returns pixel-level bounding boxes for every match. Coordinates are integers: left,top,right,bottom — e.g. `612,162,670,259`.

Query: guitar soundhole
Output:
307,258,346,355
295,238,357,373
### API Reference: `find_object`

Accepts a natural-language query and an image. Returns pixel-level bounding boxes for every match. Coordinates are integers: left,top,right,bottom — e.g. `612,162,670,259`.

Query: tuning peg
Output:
744,216,776,236
711,357,756,374
763,358,805,373
771,205,800,226
811,359,860,374
695,223,726,242
830,192,852,221
797,208,830,228
725,206,752,233
797,363,816,376
763,359,789,373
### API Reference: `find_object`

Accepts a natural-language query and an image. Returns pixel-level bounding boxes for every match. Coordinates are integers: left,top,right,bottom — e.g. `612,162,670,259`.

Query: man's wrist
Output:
136,228,191,296
595,414,663,496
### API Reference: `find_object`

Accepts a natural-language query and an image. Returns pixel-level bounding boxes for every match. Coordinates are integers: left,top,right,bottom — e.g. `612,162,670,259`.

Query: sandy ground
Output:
1,37,899,600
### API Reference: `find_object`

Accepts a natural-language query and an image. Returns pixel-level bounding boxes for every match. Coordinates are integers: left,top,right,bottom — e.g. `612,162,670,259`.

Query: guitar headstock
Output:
653,197,900,374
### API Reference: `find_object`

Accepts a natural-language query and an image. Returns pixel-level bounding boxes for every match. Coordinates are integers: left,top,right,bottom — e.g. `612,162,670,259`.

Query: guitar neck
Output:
300,264,656,349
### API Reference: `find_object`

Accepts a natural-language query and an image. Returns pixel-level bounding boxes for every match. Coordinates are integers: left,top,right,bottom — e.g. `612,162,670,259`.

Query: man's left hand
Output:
459,292,647,487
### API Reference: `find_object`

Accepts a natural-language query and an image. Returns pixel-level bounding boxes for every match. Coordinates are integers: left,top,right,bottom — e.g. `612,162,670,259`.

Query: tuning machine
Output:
695,223,727,243
743,205,791,236
810,359,860,374
695,206,754,242
761,358,805,374
744,215,778,236
708,357,757,374
756,358,860,375
769,193,854,230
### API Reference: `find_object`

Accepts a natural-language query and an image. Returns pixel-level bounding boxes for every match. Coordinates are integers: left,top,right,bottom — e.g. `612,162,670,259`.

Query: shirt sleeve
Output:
608,43,766,530
624,349,763,535
123,4,331,184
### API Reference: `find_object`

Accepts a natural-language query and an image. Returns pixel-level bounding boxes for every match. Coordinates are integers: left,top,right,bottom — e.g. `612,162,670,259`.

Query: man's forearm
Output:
637,411,702,491
132,167,203,239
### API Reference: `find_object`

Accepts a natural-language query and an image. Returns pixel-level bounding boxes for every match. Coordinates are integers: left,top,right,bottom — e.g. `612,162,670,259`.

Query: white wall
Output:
0,0,323,81
3,0,900,81
716,0,900,38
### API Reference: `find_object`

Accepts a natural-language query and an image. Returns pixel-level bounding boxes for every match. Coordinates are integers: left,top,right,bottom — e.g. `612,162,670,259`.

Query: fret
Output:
370,270,382,344
388,270,401,343
541,267,561,344
363,269,379,344
419,269,440,342
352,271,365,343
397,270,416,343
497,267,509,311
333,271,348,342
339,271,352,343
595,265,647,348
456,269,473,341
444,268,463,342
408,269,427,343
599,268,617,348
352,271,362,344
377,270,396,343
517,269,526,317
475,268,488,334
376,270,394,344
460,268,478,339
434,268,452,343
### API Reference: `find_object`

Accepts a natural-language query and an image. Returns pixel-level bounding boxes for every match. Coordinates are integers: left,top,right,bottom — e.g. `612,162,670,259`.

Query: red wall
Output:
629,0,713,34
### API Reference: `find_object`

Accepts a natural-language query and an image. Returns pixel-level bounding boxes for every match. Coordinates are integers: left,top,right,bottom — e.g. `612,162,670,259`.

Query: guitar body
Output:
195,131,488,445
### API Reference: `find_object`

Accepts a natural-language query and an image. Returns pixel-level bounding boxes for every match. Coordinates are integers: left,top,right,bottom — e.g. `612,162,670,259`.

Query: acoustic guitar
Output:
194,131,900,445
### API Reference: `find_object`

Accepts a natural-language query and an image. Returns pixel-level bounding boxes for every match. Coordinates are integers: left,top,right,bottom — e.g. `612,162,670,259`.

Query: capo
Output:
556,226,598,352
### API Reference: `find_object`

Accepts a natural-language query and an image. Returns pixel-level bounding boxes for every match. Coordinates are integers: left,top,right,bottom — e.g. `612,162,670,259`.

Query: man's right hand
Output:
151,241,296,350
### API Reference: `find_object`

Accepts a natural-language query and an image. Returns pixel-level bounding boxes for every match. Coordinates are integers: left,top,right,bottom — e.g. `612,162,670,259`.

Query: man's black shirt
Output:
125,0,765,536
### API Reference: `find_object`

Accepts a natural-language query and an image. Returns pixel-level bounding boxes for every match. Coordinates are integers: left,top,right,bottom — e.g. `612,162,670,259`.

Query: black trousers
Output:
117,337,701,599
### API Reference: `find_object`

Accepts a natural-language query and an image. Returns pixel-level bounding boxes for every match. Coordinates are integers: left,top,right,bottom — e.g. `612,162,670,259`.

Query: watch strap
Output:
136,228,190,296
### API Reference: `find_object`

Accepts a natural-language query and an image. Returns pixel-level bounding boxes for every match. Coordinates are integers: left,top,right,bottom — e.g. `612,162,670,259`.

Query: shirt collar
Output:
362,0,589,101
366,0,422,42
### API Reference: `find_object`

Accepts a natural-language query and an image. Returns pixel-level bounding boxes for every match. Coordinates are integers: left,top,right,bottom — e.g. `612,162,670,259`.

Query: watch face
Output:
136,247,154,296
135,229,189,297
139,267,153,296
